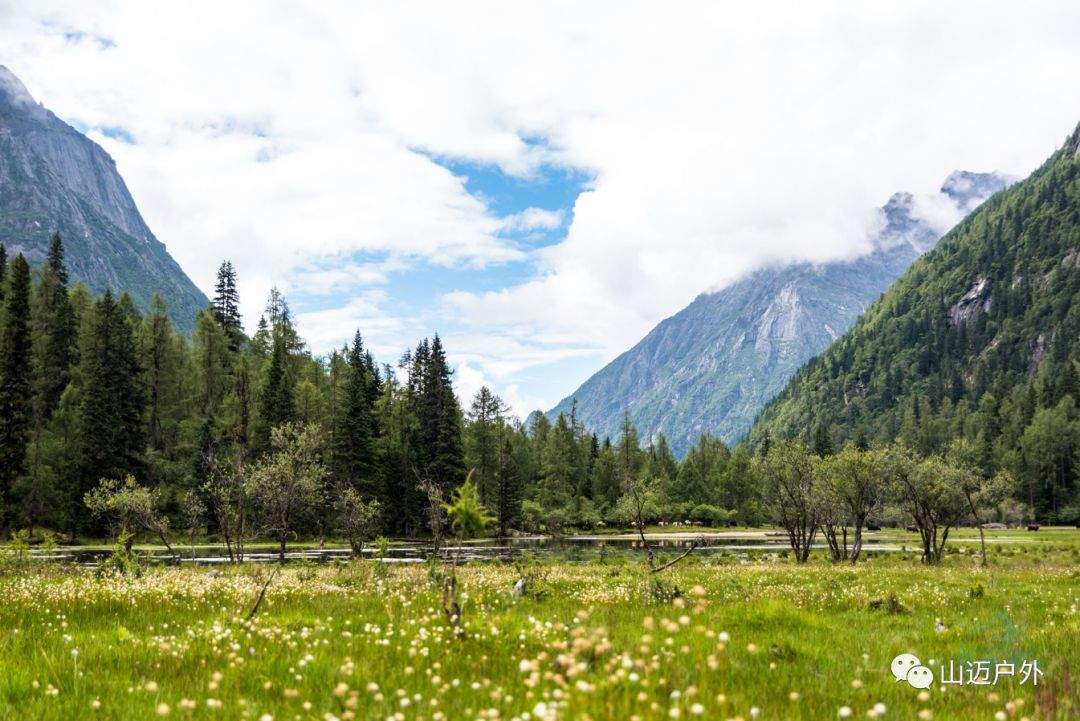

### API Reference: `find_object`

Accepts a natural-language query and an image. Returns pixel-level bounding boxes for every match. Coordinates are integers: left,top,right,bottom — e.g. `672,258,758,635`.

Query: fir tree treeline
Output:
0,239,771,541
749,123,1080,524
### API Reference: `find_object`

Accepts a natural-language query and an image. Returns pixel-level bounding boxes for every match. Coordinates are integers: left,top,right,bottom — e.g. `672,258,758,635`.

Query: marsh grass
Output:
0,530,1077,720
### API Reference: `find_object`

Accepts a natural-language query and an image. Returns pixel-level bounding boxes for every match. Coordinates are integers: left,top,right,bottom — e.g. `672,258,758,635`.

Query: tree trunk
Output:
851,522,863,564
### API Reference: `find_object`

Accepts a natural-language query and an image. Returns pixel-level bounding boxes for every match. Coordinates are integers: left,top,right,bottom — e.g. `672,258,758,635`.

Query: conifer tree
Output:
258,328,295,451
211,260,243,351
331,331,378,498
33,233,75,421
71,290,145,536
0,255,32,536
419,335,465,491
139,296,184,453
493,434,521,536
615,411,643,488
539,413,575,510
591,438,619,511
466,386,508,504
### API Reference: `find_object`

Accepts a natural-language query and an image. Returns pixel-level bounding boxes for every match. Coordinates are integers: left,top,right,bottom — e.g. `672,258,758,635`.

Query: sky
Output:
2,1,1080,419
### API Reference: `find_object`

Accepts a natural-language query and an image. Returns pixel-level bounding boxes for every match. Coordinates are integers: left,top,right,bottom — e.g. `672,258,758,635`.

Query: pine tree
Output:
258,328,295,450
418,335,465,492
813,422,834,457
194,308,232,417
0,255,32,536
332,331,378,499
71,290,145,536
591,439,619,511
493,435,521,536
211,260,243,351
466,386,508,504
539,413,575,510
615,411,643,489
139,296,184,453
32,233,75,421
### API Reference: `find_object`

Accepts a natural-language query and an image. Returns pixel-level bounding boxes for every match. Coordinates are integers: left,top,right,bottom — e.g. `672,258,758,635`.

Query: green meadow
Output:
1,528,1077,721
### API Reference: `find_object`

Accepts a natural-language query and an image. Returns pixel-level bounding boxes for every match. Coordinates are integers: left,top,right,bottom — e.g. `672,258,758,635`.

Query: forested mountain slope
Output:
0,66,206,330
749,123,1080,521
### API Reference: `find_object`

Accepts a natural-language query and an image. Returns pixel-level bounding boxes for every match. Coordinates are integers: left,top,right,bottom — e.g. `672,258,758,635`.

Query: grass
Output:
0,530,1077,721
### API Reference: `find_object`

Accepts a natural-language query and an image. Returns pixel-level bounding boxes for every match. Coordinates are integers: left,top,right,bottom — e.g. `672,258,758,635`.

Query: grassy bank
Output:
0,533,1076,720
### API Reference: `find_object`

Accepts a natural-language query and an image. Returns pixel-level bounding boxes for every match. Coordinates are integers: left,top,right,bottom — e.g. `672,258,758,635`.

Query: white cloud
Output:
3,0,1080,415
500,207,565,233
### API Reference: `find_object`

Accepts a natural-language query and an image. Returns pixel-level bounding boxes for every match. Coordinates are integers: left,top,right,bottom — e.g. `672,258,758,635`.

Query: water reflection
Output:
27,533,902,567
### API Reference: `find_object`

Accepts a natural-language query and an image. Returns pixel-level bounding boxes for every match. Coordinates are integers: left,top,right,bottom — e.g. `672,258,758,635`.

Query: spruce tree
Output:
0,255,32,535
419,335,465,492
615,411,643,488
539,413,575,511
493,435,521,536
331,331,378,498
71,290,145,536
466,386,508,504
212,260,243,351
813,422,834,457
258,328,295,450
139,296,183,453
33,233,75,421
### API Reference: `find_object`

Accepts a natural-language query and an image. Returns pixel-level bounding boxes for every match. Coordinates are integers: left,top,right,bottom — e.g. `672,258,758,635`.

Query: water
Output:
26,532,906,567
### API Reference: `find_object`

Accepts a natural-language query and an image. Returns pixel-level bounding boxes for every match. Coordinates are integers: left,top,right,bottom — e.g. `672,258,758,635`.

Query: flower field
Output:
0,531,1077,720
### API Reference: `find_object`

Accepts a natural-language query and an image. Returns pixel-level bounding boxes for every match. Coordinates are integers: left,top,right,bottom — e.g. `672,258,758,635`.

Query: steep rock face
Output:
0,66,206,329
549,172,1009,454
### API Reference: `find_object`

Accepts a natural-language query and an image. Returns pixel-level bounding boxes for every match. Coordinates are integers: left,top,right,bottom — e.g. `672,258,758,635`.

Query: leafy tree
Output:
814,445,885,562
335,488,382,555
248,422,327,562
756,440,819,562
886,448,969,564
85,475,177,557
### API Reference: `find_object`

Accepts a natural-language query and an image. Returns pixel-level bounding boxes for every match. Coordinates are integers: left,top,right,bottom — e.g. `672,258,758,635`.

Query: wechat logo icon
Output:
892,653,933,689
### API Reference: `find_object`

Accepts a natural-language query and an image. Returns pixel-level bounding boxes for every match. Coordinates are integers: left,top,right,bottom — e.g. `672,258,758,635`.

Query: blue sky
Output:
283,160,600,413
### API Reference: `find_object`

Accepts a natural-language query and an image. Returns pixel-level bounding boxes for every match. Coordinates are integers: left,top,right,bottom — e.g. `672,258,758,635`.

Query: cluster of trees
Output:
0,236,468,544
749,127,1080,524
757,438,1015,565
0,235,765,546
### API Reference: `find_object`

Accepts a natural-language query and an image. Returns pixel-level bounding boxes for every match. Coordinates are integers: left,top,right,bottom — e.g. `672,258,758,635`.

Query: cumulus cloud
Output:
3,0,1079,414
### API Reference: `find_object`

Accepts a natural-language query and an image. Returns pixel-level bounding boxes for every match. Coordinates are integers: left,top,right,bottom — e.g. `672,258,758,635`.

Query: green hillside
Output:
748,123,1080,522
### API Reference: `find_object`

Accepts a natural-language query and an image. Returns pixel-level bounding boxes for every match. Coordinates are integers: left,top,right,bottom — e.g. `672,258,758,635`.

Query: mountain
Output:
549,171,1009,455
747,123,1080,519
0,65,206,330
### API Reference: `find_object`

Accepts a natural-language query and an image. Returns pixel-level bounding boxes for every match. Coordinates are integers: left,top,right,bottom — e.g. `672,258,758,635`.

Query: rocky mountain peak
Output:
940,170,1011,211
0,66,207,329
0,65,36,107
